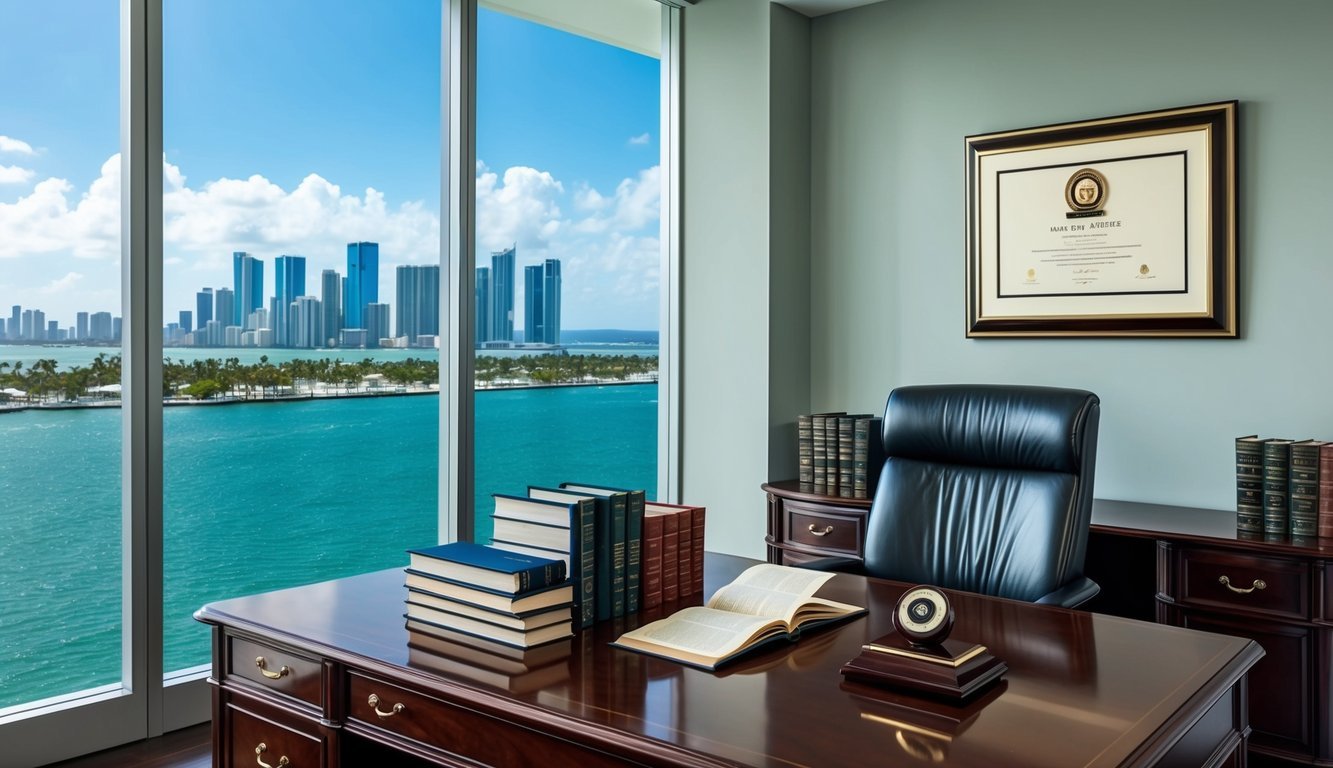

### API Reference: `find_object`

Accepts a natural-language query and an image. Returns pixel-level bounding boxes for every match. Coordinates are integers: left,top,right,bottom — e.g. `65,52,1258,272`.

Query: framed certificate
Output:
965,102,1237,337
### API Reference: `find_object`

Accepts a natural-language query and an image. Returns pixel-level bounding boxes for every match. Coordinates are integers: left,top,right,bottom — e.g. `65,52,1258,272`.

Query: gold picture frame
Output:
965,101,1237,337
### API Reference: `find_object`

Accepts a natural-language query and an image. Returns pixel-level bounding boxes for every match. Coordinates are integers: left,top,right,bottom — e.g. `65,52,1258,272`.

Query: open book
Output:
612,563,865,670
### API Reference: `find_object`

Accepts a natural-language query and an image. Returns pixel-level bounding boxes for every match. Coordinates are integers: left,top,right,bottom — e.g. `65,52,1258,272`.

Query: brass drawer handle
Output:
807,524,834,537
255,742,289,768
255,656,290,680
368,693,405,719
1218,575,1267,594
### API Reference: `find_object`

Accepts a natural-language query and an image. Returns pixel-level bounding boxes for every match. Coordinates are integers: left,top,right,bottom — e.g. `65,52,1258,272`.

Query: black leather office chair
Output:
809,384,1101,608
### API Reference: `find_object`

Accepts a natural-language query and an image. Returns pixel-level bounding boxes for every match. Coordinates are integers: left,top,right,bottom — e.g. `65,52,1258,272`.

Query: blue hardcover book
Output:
406,541,566,595
526,487,598,629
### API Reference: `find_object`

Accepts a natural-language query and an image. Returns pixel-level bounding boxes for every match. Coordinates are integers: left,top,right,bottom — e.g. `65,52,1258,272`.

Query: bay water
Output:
0,372,656,709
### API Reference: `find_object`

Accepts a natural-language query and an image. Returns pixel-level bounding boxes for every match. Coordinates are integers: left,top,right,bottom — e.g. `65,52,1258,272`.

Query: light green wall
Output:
810,0,1333,510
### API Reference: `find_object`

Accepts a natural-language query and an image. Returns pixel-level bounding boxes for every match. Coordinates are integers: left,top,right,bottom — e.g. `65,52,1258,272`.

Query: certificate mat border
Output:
964,101,1238,338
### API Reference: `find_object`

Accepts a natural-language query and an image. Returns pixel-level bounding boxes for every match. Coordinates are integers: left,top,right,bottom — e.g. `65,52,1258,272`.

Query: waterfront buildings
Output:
489,245,515,344
275,255,306,347
233,252,263,329
345,242,379,331
523,258,562,346
475,266,491,345
320,269,341,348
395,264,439,346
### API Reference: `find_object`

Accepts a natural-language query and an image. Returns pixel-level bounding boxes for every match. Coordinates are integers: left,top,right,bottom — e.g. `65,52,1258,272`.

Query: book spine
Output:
642,513,664,610
1290,442,1322,537
690,506,705,595
837,416,855,498
611,494,628,618
576,499,595,628
593,497,612,622
1320,443,1333,539
660,512,680,602
1263,440,1293,536
1235,436,1265,533
812,414,828,491
825,416,840,495
625,490,645,613
797,414,814,490
675,508,692,598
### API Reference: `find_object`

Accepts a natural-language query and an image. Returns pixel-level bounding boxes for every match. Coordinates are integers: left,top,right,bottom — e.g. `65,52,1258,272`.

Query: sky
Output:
0,1,662,333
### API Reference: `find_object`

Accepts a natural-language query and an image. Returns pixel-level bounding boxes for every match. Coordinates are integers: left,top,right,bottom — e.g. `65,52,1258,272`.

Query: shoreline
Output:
0,376,656,414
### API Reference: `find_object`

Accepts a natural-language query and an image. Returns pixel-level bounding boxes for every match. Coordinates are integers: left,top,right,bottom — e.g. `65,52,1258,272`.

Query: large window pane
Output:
160,0,442,676
471,0,664,539
0,1,124,713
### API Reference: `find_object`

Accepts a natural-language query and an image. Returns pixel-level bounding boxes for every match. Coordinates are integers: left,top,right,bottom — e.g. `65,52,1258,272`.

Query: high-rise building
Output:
490,245,515,344
294,296,321,349
233,252,263,328
320,269,341,348
45,319,57,341
196,289,213,330
274,255,306,347
8,305,19,340
33,310,46,341
21,309,34,340
344,242,378,330
75,312,89,341
247,307,269,334
214,287,235,332
475,267,491,344
542,258,562,346
395,264,440,345
113,316,121,343
339,328,367,349
179,310,192,334
365,302,390,346
90,311,113,342
523,264,544,345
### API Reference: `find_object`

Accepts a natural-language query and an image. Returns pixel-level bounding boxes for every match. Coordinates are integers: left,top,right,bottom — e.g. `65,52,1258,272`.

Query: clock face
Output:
893,586,954,645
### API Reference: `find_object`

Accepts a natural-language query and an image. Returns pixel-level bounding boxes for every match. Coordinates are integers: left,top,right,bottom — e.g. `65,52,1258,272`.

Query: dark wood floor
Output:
44,724,211,768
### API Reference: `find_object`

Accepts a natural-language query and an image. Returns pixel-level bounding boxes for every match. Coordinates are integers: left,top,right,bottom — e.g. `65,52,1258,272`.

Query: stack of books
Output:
797,412,885,498
404,541,574,648
406,621,572,693
1235,435,1333,538
486,482,706,623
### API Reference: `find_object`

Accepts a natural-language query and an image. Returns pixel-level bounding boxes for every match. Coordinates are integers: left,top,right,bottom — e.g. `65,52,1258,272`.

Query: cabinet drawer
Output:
783,500,864,554
226,699,322,768
228,636,323,707
346,671,627,766
1176,548,1309,621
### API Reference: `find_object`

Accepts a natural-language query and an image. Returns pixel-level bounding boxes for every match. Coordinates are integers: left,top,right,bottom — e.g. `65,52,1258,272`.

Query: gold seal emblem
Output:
1065,167,1109,214
1026,268,1036,280
1139,264,1149,275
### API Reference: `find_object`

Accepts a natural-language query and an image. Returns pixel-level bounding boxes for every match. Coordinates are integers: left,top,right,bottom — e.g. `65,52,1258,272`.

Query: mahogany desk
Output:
196,553,1261,767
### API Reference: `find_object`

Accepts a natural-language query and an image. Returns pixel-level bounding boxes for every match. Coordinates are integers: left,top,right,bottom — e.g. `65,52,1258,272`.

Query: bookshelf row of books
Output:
797,412,885,499
1236,435,1333,537
487,482,705,627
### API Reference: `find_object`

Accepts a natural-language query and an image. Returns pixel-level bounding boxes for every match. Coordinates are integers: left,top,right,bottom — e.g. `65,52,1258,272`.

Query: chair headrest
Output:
882,384,1099,474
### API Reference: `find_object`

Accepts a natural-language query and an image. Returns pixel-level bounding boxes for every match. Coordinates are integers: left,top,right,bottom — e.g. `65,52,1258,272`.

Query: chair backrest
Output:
864,384,1100,602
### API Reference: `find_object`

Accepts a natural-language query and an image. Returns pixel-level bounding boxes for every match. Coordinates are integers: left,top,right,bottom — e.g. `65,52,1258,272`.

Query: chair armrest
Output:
1034,577,1100,608
792,556,866,575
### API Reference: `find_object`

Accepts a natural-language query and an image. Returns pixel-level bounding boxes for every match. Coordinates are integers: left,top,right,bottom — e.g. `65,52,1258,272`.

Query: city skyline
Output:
0,5,662,333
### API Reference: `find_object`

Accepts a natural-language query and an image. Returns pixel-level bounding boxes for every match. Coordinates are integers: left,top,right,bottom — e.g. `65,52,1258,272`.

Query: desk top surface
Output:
197,553,1260,768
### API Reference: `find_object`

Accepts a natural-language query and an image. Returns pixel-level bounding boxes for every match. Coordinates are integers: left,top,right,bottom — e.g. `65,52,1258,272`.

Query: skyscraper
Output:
233,252,263,328
179,310,192,335
395,264,440,345
21,310,33,340
32,310,45,341
90,311,112,342
293,296,321,349
542,258,562,345
365,302,390,347
475,267,491,344
214,287,235,332
76,312,89,341
490,245,515,344
274,255,307,347
523,264,544,345
196,289,214,331
344,242,379,330
8,306,19,341
320,269,341,348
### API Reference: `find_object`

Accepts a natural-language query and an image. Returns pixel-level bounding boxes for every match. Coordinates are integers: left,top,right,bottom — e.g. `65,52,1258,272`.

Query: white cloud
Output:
475,164,564,253
0,165,35,184
39,272,84,294
0,136,36,155
628,132,651,146
571,165,659,235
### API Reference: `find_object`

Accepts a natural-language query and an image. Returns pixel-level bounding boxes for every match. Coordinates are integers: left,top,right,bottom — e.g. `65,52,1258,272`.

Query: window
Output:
467,0,672,541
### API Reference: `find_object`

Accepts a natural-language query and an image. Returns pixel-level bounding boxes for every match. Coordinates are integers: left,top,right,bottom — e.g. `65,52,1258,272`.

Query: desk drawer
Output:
228,636,323,707
226,699,322,768
1176,548,1308,621
346,671,627,767
783,500,864,555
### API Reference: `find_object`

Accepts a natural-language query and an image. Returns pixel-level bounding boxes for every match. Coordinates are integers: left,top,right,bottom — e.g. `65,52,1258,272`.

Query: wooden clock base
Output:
840,631,1007,702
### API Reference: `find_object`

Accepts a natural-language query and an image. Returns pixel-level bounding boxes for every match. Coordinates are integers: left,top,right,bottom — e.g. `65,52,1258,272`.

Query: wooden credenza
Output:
763,481,1333,767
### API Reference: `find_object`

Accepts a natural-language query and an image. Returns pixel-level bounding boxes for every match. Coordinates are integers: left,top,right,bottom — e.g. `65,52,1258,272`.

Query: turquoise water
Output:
0,384,656,709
